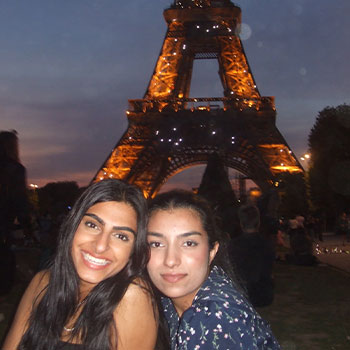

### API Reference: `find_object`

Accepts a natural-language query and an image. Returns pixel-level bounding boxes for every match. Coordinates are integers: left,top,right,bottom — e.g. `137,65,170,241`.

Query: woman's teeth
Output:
82,252,110,266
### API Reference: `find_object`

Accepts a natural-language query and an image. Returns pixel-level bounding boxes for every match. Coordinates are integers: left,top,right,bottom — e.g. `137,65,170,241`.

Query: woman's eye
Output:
114,233,129,242
85,221,98,230
149,241,163,248
183,240,198,247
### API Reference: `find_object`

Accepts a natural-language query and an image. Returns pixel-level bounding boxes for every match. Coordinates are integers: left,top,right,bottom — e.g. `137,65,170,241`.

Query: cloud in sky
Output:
1,0,350,189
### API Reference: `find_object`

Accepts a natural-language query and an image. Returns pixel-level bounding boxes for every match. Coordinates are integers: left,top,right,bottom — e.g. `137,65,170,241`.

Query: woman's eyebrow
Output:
180,231,203,238
147,231,202,237
147,232,164,237
84,213,136,236
85,213,104,225
114,226,136,236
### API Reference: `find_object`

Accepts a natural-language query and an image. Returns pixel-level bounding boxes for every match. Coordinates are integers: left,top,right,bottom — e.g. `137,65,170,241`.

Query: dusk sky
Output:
1,0,350,190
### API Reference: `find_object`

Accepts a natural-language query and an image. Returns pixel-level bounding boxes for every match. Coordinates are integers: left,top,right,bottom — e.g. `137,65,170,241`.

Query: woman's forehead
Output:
150,207,200,220
149,207,205,232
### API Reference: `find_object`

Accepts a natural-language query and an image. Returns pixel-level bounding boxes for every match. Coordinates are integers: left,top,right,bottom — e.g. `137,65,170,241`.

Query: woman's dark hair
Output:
19,179,153,350
148,189,237,282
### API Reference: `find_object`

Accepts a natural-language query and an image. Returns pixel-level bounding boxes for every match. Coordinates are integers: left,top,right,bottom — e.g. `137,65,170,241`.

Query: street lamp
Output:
300,153,311,161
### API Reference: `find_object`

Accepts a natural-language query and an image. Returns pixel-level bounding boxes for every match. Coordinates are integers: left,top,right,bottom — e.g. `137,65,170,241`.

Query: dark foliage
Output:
308,104,350,222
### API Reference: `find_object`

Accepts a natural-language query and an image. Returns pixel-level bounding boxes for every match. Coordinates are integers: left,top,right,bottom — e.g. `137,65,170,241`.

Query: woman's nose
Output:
164,246,180,268
94,232,110,253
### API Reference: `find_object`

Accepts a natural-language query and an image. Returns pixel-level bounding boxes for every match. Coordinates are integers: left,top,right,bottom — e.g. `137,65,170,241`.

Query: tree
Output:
37,181,81,219
308,104,350,226
276,172,309,219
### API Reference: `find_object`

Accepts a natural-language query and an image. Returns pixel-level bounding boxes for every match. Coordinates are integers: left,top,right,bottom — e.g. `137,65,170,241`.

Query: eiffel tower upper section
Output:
140,0,267,111
93,0,303,197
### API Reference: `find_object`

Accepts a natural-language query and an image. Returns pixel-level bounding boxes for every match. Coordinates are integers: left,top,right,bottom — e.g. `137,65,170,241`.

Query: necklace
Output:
63,298,87,332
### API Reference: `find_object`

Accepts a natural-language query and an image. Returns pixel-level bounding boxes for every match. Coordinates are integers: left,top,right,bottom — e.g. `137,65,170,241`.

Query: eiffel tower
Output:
93,0,303,197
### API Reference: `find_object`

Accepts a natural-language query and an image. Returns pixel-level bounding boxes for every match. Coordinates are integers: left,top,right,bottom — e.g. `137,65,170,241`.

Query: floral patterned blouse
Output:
161,265,280,350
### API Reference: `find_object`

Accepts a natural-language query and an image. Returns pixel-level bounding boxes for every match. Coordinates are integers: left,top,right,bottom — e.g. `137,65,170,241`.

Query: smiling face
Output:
147,208,218,315
72,201,137,293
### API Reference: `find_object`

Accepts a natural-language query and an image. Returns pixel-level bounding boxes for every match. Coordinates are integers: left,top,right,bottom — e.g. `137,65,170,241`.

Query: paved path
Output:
313,233,350,273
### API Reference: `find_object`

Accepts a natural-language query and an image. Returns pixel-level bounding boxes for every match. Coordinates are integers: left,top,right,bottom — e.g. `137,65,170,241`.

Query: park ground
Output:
1,234,350,349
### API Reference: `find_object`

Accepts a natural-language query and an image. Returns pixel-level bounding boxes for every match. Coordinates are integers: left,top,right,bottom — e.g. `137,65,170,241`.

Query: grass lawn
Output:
257,262,350,350
1,256,350,349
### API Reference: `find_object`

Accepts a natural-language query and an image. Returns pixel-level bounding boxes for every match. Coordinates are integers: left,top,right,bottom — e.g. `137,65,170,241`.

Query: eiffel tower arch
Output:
93,0,303,197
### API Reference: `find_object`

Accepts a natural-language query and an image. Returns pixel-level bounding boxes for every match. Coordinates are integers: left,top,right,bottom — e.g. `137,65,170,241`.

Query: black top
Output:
58,341,84,349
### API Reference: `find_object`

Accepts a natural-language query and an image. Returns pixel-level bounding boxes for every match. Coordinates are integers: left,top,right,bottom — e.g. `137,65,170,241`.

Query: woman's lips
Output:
161,273,187,283
81,250,111,270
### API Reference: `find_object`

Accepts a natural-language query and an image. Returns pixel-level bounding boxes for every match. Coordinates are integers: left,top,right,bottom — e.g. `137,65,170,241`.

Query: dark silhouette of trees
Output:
37,181,81,219
276,172,309,219
308,104,350,226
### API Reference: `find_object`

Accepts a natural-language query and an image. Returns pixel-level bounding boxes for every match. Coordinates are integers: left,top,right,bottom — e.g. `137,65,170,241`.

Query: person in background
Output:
146,189,280,350
3,179,168,350
0,130,32,296
286,215,317,266
229,204,275,307
336,212,348,238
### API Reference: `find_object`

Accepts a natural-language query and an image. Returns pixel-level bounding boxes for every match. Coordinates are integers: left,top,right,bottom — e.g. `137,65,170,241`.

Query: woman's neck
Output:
171,289,198,317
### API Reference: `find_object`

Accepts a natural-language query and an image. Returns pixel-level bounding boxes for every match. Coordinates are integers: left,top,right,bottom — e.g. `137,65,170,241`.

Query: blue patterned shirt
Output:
161,265,280,350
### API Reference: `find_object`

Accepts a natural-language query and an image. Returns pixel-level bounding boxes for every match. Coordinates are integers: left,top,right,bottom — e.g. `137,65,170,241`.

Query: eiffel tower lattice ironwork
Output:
93,0,303,197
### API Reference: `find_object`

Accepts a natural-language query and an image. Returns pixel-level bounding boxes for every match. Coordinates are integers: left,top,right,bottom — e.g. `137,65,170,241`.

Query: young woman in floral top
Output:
147,190,281,350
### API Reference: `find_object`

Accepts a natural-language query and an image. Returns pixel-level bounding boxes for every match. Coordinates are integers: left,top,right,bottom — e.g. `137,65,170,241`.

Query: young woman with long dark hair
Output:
3,179,165,350
146,189,280,350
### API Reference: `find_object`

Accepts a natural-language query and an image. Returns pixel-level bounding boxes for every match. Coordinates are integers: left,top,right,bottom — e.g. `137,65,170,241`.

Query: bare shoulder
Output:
29,270,50,295
113,278,158,350
2,270,49,350
115,277,156,318
120,277,153,302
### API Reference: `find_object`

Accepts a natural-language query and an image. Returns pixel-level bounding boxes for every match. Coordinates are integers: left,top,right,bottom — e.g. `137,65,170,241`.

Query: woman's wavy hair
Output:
148,189,237,282
19,179,152,350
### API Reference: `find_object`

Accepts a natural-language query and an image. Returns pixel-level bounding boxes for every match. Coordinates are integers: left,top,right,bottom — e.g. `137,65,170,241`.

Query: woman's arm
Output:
2,271,48,350
113,278,158,350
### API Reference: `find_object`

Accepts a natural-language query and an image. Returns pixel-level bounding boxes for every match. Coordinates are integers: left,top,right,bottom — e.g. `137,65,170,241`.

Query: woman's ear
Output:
209,241,219,264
